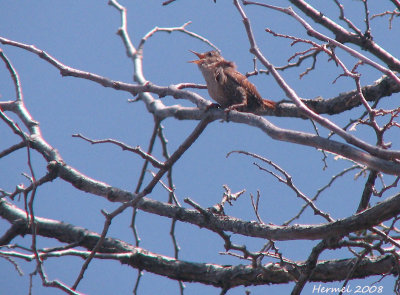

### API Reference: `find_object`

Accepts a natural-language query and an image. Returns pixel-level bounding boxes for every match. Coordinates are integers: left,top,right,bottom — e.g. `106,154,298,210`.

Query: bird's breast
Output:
199,67,232,107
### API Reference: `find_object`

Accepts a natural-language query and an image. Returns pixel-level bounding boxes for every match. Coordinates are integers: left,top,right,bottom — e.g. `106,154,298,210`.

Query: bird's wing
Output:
223,67,263,99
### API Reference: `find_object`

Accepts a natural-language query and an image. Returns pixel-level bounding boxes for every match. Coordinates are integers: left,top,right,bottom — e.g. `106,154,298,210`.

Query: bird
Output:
189,50,276,113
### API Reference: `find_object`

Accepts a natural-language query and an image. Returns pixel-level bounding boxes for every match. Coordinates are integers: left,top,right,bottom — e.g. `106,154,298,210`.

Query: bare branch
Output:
1,199,397,287
371,9,400,29
236,0,400,162
286,0,400,71
138,21,218,52
227,150,334,222
72,133,164,168
3,2,400,292
0,49,23,101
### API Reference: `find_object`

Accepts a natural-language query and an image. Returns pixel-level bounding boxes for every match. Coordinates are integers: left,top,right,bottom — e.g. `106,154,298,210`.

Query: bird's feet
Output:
224,107,237,122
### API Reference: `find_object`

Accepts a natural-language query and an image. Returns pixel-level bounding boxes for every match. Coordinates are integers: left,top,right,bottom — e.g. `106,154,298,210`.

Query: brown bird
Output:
189,50,275,113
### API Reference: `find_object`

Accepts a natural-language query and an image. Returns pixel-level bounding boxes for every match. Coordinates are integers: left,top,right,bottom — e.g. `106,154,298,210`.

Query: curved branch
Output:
0,58,397,175
272,75,400,117
234,0,400,161
2,38,399,174
6,154,400,241
287,0,400,71
138,192,400,241
2,35,400,132
0,199,397,287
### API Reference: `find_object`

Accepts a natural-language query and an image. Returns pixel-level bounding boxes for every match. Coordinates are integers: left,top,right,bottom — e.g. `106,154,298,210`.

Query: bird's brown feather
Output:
190,50,276,112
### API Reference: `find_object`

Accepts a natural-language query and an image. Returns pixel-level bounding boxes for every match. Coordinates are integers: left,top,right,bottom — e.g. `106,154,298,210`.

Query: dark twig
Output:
250,191,264,224
228,150,334,222
284,165,360,225
292,239,335,295
131,118,161,248
72,133,164,168
357,170,378,213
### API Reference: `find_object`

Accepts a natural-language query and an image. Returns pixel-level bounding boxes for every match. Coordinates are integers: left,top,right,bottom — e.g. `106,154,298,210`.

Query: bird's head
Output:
188,50,223,68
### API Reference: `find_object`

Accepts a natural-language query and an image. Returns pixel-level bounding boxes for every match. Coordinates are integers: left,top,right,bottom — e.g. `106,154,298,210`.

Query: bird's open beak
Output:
188,50,205,64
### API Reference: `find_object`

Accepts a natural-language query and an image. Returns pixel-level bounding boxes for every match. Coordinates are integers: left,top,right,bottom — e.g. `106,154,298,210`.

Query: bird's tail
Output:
262,98,276,110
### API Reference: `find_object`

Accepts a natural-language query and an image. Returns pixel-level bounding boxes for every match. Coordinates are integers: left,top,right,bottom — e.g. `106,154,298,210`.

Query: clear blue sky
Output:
1,1,399,294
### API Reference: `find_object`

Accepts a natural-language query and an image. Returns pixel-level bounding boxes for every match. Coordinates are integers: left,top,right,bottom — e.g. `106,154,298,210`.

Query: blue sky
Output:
1,1,399,294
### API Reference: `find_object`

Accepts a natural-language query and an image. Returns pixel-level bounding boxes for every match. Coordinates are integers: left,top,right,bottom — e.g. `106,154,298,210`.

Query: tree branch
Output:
0,201,397,287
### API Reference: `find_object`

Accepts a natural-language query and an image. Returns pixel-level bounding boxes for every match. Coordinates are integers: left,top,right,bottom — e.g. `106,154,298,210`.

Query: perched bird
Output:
189,50,275,113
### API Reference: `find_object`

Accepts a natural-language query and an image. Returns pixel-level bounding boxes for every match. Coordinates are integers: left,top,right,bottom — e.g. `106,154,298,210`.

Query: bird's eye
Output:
207,52,213,57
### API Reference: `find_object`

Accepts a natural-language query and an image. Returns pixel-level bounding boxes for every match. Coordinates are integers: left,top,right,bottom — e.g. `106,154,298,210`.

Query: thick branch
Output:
2,187,400,242
288,0,400,71
274,76,400,117
0,200,397,287
235,0,400,161
2,36,399,121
